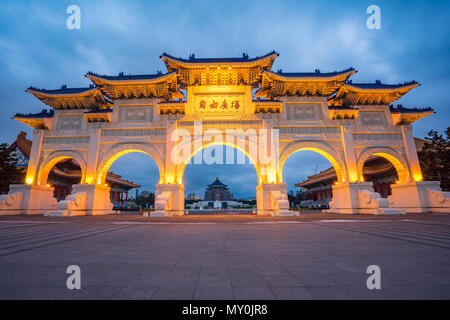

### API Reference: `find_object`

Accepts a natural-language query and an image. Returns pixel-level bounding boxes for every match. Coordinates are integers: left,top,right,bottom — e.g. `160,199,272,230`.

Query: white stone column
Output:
149,118,185,217
84,129,101,184
48,184,113,216
400,125,423,182
329,182,402,215
25,129,45,185
256,183,293,216
387,125,450,213
340,126,359,183
389,181,450,213
151,184,185,217
0,184,57,215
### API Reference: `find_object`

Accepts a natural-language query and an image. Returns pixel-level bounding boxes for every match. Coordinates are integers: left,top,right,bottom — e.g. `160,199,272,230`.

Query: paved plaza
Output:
0,213,449,300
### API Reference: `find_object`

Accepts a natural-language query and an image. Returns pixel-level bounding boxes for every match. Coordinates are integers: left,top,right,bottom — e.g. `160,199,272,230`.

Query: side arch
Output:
96,143,165,185
37,151,87,185
357,147,410,182
278,141,347,183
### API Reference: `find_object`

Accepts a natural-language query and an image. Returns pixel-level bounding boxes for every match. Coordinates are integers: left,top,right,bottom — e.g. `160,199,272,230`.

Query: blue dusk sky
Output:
0,0,449,197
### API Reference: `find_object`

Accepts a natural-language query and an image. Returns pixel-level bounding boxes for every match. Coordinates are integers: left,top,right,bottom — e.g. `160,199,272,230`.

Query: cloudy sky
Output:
1,0,449,197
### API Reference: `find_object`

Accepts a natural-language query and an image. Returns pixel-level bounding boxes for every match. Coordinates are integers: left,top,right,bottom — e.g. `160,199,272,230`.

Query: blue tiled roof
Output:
13,109,54,118
161,51,279,63
27,85,96,94
86,71,169,80
276,67,356,77
346,80,419,89
253,98,282,103
158,100,185,104
389,105,434,113
328,105,358,110
208,177,227,187
84,108,112,114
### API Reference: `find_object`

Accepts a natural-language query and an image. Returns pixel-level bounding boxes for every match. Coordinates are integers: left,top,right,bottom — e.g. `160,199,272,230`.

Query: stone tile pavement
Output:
0,214,449,299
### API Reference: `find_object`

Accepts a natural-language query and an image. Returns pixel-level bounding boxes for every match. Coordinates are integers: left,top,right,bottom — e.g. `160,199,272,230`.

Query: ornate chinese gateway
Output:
1,51,449,216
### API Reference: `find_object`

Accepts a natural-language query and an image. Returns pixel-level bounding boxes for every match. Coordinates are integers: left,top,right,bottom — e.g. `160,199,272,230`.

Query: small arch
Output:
357,147,410,182
37,151,86,186
96,143,164,185
278,141,347,183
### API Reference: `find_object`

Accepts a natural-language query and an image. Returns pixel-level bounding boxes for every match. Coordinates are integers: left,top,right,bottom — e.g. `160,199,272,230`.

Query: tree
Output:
288,190,305,208
418,127,450,191
288,190,296,208
0,143,25,194
135,191,155,209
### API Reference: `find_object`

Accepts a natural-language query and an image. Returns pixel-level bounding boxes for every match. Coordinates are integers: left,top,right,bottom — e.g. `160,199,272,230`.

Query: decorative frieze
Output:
101,128,166,137
118,106,154,122
57,115,83,129
177,120,262,130
43,136,89,144
358,111,386,126
277,126,340,135
353,133,402,141
285,103,322,121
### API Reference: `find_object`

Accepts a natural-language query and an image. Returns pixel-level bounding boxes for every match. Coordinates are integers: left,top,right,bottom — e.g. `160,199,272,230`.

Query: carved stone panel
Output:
43,136,90,144
285,103,321,121
57,116,82,129
352,133,403,147
119,105,153,122
101,128,166,137
359,111,386,126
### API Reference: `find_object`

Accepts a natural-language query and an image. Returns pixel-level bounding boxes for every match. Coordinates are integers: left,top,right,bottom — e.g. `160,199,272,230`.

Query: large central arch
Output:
176,140,262,185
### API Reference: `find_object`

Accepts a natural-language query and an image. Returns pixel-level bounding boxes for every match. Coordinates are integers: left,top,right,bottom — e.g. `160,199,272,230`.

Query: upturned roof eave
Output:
160,52,279,70
263,68,357,82
85,70,178,85
26,86,100,98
